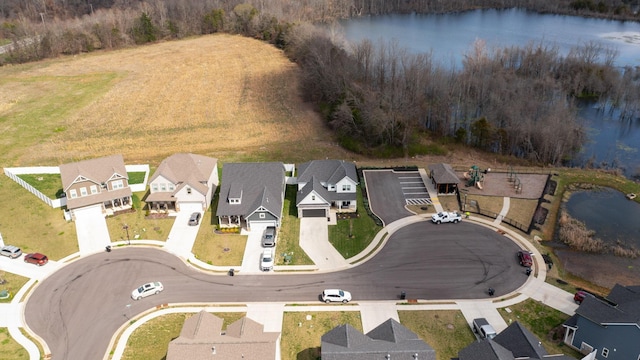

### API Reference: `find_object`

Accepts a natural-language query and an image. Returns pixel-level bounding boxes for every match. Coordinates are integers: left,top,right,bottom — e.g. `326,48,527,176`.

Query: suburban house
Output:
295,159,358,218
428,163,459,194
456,321,579,360
563,284,640,360
166,310,280,360
216,162,286,230
145,153,218,213
59,154,132,217
321,318,436,360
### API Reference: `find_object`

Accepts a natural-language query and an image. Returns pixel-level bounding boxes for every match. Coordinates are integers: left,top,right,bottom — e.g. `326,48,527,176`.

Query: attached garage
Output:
302,209,327,218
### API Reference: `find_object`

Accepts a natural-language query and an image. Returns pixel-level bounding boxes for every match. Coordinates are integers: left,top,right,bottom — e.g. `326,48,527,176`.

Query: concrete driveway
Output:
240,224,268,274
299,218,348,270
74,204,111,255
0,255,60,281
164,205,202,259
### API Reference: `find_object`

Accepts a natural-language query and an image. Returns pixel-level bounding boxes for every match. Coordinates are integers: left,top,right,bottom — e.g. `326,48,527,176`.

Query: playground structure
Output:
463,165,488,189
507,166,523,194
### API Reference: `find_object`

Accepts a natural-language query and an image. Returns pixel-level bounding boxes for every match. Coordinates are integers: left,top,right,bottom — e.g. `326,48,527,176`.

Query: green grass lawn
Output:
120,312,246,360
399,310,475,360
192,206,247,267
276,186,313,265
16,173,63,199
106,192,174,242
329,189,382,259
281,311,362,360
498,299,583,358
0,328,28,359
0,272,29,303
127,172,147,184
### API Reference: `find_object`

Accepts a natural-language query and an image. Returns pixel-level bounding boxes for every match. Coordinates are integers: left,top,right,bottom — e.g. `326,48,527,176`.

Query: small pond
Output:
552,188,640,288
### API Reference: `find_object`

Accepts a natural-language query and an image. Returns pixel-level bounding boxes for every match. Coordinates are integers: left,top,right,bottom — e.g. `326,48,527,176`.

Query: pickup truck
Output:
472,318,497,339
431,211,462,224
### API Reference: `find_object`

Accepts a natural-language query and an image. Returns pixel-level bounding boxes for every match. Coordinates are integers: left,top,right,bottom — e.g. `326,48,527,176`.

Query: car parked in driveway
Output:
261,226,277,247
0,245,22,259
574,290,595,304
517,250,533,267
24,253,48,266
131,281,164,300
321,289,352,303
188,212,201,226
261,248,274,271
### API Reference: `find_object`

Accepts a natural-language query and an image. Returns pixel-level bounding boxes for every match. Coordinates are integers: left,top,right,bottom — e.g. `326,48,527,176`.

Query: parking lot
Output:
363,169,431,224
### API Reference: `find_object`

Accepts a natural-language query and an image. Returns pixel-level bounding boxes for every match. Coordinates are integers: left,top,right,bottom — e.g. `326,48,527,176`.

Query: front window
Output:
342,184,351,191
69,189,77,198
152,184,158,192
112,180,124,189
90,185,98,194
160,183,166,191
342,201,350,207
602,348,609,358
168,184,174,191
80,187,88,196
259,213,265,219
187,187,192,194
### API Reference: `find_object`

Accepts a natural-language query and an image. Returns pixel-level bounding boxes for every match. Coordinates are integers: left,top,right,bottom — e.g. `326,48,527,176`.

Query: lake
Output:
339,8,640,178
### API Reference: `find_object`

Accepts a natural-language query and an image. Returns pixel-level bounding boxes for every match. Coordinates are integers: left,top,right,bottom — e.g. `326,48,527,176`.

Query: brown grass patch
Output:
505,197,538,227
0,34,352,166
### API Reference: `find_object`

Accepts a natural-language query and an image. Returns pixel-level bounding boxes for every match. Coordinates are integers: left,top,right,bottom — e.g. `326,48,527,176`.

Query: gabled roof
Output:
494,321,548,359
321,319,436,360
296,176,331,206
428,163,460,184
216,162,285,218
297,160,358,185
167,311,280,360
574,283,640,326
458,339,515,360
60,154,128,191
149,153,217,195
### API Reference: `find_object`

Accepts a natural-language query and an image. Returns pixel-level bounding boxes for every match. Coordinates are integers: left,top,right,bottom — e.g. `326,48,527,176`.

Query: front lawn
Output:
276,186,313,265
0,272,29,303
329,189,382,259
192,206,246,266
399,310,474,360
106,192,174,242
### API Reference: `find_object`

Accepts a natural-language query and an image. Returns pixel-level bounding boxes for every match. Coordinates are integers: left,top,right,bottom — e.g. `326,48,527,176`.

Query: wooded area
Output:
1,0,639,164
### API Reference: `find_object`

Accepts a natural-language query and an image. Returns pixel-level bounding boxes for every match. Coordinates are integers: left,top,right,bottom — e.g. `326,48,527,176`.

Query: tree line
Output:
0,0,638,164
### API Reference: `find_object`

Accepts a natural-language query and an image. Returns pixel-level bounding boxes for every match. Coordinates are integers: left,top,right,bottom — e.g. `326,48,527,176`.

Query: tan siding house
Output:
59,154,132,216
145,153,218,213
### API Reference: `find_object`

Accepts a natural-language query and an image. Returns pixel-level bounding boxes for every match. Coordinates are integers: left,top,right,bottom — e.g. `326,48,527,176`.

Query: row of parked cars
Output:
0,245,48,266
260,226,277,271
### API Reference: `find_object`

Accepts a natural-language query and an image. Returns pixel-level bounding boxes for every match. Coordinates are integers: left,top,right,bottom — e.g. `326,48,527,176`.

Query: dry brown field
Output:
0,34,353,166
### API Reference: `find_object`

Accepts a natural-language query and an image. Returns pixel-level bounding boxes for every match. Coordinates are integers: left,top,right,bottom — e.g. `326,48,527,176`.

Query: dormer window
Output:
229,198,241,204
312,195,316,200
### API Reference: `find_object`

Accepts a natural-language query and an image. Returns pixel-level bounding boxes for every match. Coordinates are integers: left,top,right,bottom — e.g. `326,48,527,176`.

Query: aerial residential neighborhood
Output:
1,151,630,360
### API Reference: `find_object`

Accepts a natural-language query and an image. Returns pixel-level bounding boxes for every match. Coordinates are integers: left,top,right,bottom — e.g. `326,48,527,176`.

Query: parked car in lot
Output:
24,253,48,266
0,245,22,259
574,290,595,304
131,281,164,300
517,250,533,267
321,289,352,303
261,226,277,247
261,248,274,271
188,212,201,226
472,318,497,339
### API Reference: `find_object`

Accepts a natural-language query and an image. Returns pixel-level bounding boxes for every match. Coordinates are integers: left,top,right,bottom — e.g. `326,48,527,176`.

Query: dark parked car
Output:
188,212,201,226
0,245,22,259
517,250,533,267
24,253,48,266
574,290,595,304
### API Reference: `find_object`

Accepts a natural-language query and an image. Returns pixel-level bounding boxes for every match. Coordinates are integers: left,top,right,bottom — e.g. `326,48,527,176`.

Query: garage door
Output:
302,209,326,217
178,202,203,214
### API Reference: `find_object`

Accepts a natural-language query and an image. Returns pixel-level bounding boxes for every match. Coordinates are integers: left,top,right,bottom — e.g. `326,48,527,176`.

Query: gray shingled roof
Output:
458,339,515,360
428,163,460,184
494,321,547,359
296,176,331,206
147,153,217,199
216,162,285,218
575,284,640,326
321,319,436,360
297,160,358,185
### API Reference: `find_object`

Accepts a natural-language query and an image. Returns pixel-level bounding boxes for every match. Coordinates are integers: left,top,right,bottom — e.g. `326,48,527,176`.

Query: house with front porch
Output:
145,153,218,213
216,162,286,230
295,159,358,218
60,154,132,218
563,284,640,360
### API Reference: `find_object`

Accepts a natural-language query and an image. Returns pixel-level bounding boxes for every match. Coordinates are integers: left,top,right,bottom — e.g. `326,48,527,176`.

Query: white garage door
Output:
178,202,203,214
73,204,111,255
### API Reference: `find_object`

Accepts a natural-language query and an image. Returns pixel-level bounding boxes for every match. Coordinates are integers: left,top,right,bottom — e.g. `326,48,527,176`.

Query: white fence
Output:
3,164,150,208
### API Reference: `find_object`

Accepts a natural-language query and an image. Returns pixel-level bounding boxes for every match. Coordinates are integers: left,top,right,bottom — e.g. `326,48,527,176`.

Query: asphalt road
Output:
24,221,526,360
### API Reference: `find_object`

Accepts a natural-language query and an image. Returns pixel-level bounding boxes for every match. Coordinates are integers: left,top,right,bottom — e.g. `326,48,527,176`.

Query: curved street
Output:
24,221,527,360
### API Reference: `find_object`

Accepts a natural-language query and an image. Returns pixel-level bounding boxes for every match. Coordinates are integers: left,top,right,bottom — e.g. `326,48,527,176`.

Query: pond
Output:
554,188,640,287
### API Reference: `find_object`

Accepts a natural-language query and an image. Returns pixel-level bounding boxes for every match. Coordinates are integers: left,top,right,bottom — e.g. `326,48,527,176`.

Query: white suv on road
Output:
321,289,352,303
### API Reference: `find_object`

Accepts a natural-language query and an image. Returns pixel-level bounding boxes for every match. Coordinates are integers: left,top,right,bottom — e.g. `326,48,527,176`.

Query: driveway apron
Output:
299,218,348,270
359,302,399,333
74,204,111,255
240,225,268,274
165,208,202,259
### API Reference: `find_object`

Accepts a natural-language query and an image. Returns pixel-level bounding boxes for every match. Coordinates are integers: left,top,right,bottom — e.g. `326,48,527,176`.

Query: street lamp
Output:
123,224,130,245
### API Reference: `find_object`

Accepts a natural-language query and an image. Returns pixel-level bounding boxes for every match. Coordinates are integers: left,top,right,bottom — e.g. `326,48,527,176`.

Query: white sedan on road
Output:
131,281,164,300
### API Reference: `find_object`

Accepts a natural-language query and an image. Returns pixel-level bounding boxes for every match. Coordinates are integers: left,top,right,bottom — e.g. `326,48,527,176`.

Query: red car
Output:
24,253,48,266
517,250,533,267
574,290,595,304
